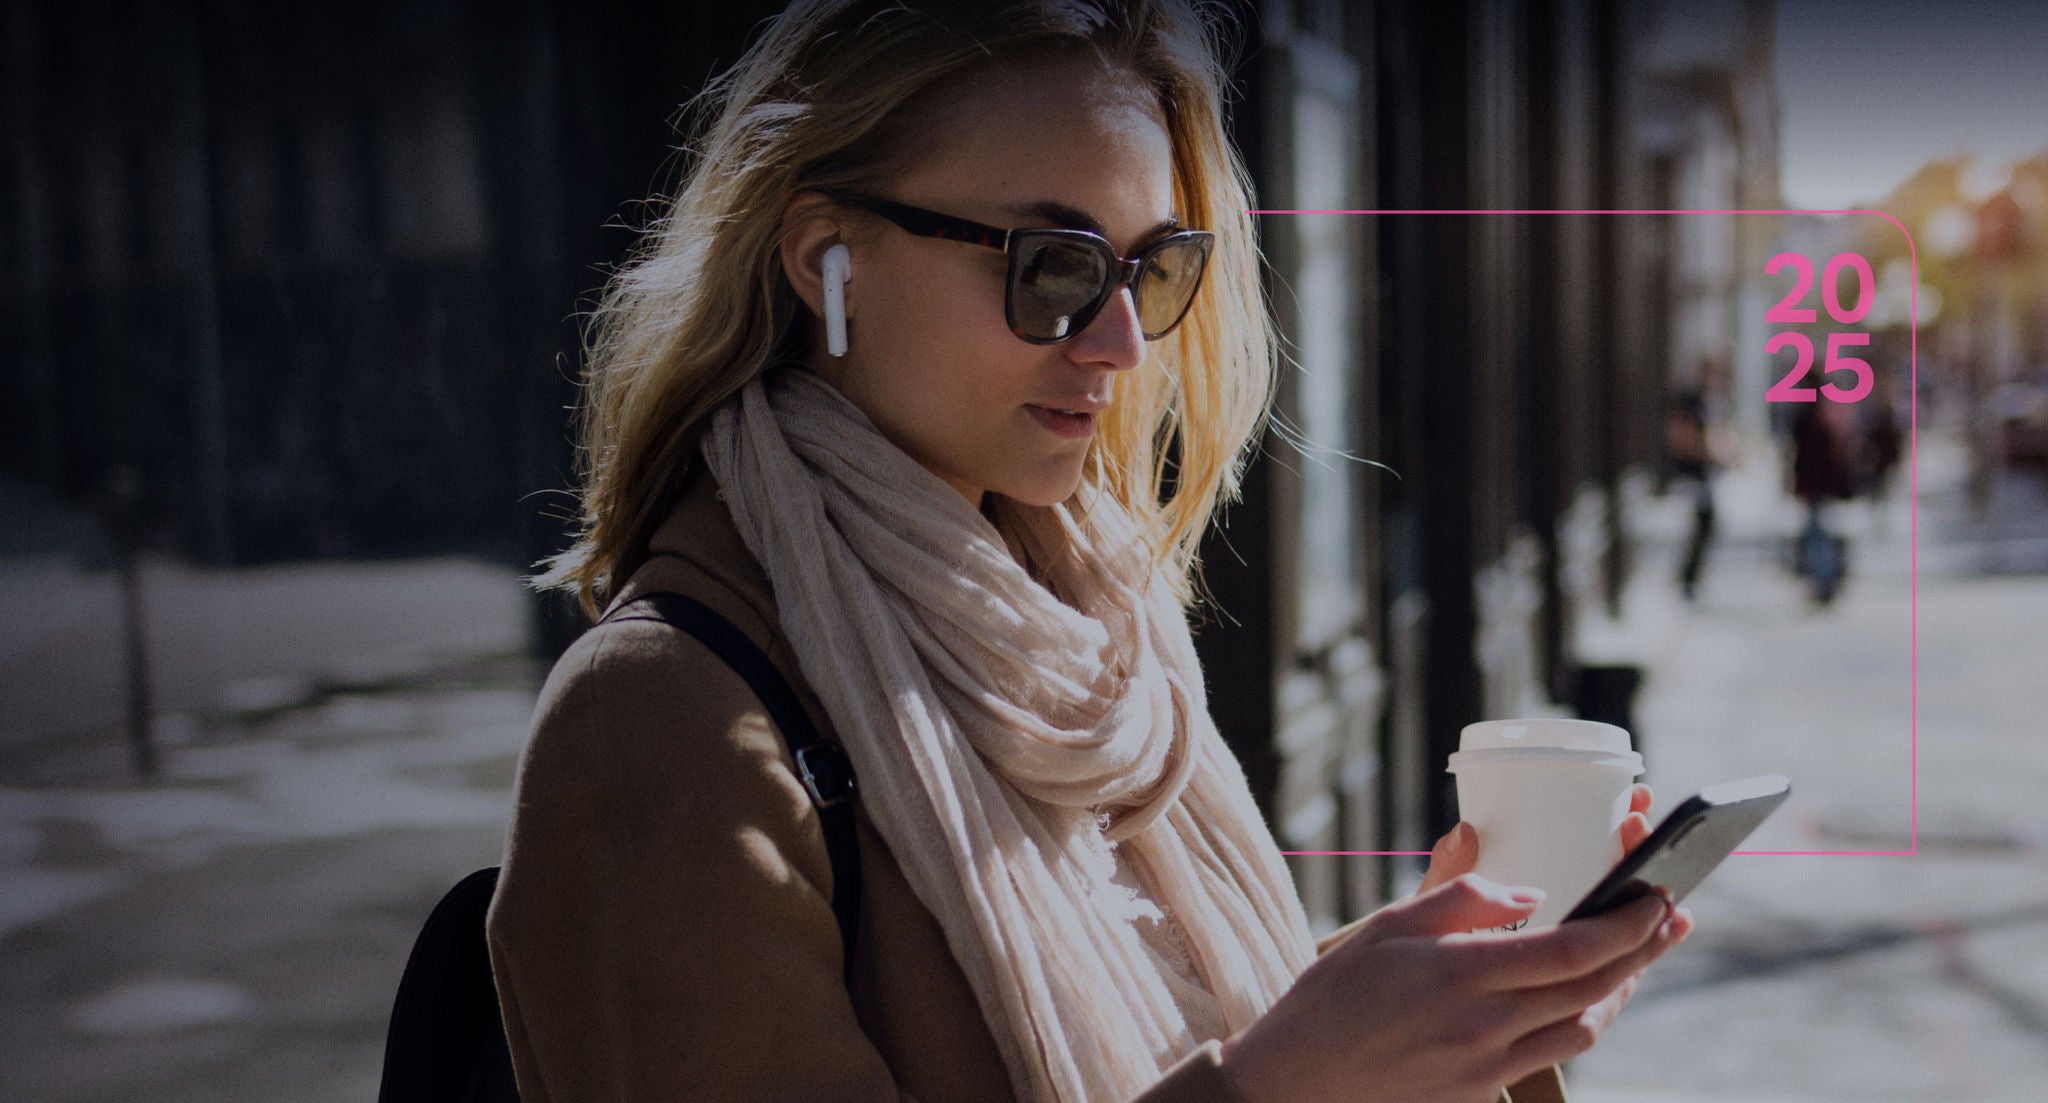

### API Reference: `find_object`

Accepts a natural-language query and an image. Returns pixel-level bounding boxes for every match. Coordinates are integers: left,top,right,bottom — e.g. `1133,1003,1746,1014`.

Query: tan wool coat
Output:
486,460,1569,1103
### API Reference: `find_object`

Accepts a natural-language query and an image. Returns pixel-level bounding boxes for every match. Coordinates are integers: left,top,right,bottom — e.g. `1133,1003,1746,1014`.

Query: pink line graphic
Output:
1254,208,1919,858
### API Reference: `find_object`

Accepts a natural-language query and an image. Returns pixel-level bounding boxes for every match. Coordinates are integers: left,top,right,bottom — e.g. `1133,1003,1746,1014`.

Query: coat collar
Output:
607,458,777,622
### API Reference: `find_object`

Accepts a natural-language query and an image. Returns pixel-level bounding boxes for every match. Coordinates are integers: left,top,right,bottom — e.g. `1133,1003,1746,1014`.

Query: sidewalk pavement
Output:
0,557,540,1103
1564,433,2048,1103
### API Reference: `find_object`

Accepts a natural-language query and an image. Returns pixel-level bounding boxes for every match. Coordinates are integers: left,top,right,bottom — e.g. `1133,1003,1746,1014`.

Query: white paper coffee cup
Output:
1446,719,1644,931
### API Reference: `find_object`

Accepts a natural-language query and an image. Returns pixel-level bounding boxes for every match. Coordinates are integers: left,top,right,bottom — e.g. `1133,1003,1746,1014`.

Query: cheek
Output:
890,252,1010,350
898,338,1035,457
845,253,1087,503
863,261,1019,419
846,273,1020,460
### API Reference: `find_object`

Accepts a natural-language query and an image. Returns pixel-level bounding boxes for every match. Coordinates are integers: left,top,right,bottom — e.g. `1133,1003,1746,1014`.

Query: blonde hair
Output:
532,0,1277,622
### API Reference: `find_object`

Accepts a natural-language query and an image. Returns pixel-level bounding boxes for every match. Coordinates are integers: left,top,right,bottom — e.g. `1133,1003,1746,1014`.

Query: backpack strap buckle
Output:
794,741,857,809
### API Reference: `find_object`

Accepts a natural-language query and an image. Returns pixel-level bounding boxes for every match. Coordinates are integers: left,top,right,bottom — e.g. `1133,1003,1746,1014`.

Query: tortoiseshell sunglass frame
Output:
821,191,1215,344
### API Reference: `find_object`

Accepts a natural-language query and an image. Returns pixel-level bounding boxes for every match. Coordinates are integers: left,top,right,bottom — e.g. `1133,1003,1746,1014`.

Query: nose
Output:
1066,286,1145,372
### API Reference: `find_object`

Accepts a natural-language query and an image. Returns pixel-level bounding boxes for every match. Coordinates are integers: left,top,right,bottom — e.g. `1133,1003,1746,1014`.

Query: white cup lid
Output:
1458,718,1633,755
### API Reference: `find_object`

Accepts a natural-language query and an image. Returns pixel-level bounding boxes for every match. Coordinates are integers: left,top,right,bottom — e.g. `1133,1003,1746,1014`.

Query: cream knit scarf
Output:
701,368,1318,1103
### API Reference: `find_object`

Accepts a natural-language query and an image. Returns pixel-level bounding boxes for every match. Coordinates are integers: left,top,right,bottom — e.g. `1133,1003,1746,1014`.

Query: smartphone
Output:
1561,774,1792,923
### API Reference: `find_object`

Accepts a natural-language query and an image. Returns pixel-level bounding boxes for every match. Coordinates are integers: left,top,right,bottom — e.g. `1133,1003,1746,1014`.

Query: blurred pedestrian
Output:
486,4,1686,1103
1790,379,1856,603
1859,374,1905,537
1665,358,1726,602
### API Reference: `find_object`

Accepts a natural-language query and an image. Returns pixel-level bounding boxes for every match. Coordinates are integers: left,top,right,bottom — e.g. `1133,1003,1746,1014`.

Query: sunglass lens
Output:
1134,237,1212,339
1010,237,1111,341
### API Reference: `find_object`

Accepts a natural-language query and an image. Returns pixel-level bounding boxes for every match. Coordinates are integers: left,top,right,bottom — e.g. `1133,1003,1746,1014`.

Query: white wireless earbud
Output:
822,243,851,357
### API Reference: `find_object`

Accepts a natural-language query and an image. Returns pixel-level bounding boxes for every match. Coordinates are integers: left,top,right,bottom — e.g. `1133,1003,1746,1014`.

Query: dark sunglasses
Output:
821,191,1215,345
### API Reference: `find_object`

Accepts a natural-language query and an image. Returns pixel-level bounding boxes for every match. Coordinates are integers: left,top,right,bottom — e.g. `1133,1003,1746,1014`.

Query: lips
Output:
1029,396,1110,415
1024,404,1098,439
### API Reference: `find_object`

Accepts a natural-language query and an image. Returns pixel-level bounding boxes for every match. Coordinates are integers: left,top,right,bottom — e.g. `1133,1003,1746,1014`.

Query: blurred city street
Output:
2,429,2045,1102
1569,429,2048,1103
5,3,2048,1098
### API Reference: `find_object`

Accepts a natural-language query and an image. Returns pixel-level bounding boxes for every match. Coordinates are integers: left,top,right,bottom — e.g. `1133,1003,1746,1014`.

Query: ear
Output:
779,192,850,322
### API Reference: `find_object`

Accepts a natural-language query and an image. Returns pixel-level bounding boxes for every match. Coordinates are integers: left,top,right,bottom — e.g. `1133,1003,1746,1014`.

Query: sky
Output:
1774,0,2048,208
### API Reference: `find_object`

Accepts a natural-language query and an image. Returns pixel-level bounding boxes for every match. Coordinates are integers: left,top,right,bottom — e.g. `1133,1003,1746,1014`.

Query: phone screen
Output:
1562,774,1792,923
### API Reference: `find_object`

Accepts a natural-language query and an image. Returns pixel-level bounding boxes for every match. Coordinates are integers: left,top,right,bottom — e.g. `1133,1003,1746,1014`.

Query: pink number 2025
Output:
1764,251,1876,404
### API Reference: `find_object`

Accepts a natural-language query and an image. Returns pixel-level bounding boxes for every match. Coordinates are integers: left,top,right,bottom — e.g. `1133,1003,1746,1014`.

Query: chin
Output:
994,462,1087,508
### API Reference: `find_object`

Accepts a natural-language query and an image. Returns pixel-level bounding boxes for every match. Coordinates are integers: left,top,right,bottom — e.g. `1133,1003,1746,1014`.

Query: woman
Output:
487,2,1689,1101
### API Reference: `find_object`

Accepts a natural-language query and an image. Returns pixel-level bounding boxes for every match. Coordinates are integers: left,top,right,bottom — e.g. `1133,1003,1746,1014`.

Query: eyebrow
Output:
1001,199,1182,246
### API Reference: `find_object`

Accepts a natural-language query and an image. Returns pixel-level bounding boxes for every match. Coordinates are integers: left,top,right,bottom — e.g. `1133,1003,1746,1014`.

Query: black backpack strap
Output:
379,594,863,1103
600,591,862,986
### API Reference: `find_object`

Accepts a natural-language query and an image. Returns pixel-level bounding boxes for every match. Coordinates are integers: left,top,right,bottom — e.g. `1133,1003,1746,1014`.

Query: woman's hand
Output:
1231,784,1693,1102
1410,783,1685,1083
1312,784,1663,957
1217,874,1687,1103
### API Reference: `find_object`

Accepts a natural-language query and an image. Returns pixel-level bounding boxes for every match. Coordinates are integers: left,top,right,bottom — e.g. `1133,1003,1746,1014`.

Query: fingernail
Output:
1511,887,1547,905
